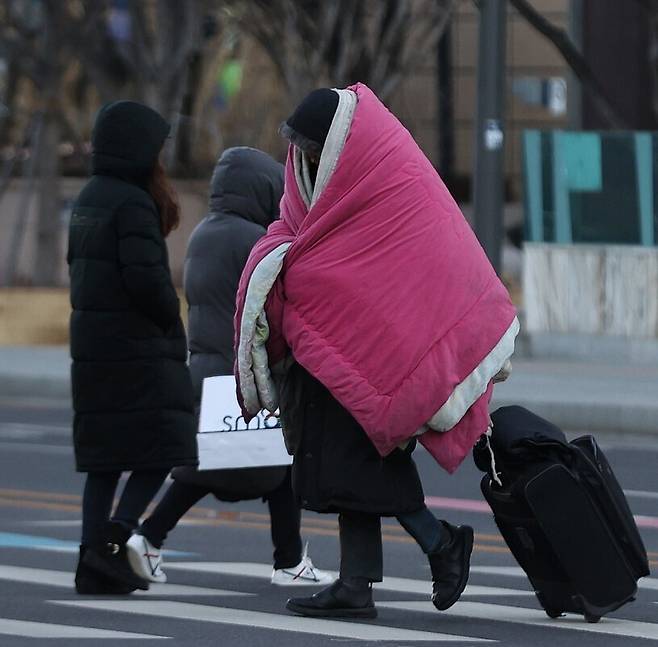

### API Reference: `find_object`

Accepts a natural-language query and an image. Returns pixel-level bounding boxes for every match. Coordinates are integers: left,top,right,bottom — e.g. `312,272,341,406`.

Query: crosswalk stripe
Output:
21,520,82,527
471,566,525,577
0,564,253,597
0,531,193,556
52,600,493,642
166,561,533,597
0,617,166,639
423,495,658,531
471,565,658,593
378,600,658,640
625,489,658,500
0,422,69,439
0,441,70,454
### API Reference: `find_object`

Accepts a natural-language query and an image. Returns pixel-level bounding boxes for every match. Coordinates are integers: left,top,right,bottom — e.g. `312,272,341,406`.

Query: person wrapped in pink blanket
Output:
234,84,518,618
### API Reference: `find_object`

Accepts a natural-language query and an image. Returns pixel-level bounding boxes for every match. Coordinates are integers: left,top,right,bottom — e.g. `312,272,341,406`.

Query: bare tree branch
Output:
508,0,628,128
228,0,453,104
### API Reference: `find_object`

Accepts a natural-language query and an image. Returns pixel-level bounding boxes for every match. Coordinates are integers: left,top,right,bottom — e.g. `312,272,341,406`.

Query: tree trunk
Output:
33,111,62,286
3,114,43,286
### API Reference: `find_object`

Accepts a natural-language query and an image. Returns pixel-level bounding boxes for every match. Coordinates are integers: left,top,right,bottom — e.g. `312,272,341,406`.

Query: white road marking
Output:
0,441,70,454
471,566,525,577
471,565,658,593
53,600,493,642
0,564,253,597
379,600,658,640
21,518,205,529
624,489,658,500
0,422,70,439
0,617,166,639
166,561,533,597
21,520,82,527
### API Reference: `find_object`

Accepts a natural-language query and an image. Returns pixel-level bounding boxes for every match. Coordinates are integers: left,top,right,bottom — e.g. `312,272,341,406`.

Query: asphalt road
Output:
0,397,656,646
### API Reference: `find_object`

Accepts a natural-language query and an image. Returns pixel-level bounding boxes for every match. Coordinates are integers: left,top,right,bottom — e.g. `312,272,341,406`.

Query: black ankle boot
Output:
286,579,377,618
75,546,137,594
82,521,149,591
428,522,474,611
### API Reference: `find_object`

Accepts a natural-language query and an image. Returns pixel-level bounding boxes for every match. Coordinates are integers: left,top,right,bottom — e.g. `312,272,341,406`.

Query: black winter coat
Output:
283,363,425,515
68,101,197,473
184,147,284,399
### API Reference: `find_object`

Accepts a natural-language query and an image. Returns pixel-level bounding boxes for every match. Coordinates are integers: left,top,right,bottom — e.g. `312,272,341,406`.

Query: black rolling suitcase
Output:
474,406,650,623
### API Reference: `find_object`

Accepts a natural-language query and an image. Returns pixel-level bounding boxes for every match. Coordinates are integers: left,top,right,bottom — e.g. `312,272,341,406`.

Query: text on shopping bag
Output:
197,375,291,470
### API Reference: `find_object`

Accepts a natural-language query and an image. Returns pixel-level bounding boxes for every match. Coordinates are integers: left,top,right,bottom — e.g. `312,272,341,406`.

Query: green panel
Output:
524,130,655,246
634,133,654,246
552,132,572,243
561,133,602,191
523,130,544,242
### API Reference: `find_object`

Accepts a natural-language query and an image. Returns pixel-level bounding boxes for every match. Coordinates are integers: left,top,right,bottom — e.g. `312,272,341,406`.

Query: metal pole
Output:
438,24,455,187
568,0,584,130
473,0,507,274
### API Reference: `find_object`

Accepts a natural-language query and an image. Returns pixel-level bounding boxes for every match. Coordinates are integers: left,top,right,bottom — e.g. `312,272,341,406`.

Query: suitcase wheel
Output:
545,609,564,619
585,614,601,624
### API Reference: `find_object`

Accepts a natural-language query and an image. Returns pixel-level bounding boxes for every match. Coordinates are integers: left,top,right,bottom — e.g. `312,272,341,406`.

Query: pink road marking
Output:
425,496,658,530
425,496,491,513
635,515,658,529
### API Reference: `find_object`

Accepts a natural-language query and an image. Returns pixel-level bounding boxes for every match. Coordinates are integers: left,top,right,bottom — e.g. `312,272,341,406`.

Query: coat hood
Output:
209,147,284,228
91,101,169,180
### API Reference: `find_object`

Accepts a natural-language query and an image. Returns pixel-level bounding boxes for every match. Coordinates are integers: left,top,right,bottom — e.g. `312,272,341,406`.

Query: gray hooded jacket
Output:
184,147,284,399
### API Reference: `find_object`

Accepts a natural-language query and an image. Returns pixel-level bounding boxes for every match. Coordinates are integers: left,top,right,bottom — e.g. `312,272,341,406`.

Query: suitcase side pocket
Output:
525,464,638,613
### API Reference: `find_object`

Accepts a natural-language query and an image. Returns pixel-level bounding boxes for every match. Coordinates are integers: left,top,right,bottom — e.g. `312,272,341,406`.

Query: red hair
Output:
148,160,180,237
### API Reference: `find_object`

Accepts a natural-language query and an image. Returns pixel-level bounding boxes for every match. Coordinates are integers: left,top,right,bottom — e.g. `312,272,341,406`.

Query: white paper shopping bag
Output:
197,375,292,470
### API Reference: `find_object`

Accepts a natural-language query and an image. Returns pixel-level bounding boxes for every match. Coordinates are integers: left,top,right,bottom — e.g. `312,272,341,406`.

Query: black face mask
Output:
308,157,319,184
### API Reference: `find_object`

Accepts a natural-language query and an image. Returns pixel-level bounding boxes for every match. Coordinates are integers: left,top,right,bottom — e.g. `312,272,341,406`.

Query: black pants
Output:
81,469,169,547
339,506,448,582
140,468,303,570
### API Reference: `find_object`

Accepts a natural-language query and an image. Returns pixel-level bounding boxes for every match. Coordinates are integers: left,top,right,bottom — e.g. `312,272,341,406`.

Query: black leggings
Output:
140,468,303,570
81,469,169,547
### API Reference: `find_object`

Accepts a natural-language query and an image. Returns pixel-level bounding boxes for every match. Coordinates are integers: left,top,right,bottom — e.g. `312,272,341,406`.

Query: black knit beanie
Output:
279,88,339,154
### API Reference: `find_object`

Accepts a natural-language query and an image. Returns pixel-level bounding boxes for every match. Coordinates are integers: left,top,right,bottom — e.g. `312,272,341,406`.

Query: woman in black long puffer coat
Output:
67,101,197,593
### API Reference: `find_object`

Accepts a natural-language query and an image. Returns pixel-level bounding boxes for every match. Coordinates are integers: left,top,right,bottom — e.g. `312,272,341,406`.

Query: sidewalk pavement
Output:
0,345,657,436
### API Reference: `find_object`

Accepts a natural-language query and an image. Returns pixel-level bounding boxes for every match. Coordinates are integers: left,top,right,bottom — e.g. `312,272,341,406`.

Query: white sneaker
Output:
126,533,167,583
271,543,335,586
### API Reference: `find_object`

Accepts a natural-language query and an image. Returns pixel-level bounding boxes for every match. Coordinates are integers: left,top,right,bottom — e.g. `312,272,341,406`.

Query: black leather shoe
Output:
82,522,149,591
429,523,474,611
286,580,377,618
75,546,137,595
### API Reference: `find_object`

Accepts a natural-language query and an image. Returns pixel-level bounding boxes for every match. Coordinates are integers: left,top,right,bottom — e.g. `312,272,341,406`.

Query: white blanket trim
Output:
312,89,357,206
237,242,291,413
425,316,521,432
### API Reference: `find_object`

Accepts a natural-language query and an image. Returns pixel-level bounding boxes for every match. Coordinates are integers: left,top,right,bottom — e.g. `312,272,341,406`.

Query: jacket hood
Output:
209,147,284,228
91,101,170,180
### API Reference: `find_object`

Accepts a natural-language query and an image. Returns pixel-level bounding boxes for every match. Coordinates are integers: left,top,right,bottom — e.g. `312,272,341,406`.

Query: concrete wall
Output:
523,242,658,337
0,287,188,346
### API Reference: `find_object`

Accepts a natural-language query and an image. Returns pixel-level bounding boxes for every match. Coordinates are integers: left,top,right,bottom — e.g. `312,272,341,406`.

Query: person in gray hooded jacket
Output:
185,146,283,395
125,147,332,587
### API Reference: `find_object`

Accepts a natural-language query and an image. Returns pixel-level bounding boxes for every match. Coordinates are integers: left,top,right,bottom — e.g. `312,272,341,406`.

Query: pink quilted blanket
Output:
235,83,518,473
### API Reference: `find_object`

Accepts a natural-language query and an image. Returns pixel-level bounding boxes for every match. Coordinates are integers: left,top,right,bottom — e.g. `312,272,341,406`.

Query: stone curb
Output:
0,374,71,400
491,395,658,436
2,372,657,437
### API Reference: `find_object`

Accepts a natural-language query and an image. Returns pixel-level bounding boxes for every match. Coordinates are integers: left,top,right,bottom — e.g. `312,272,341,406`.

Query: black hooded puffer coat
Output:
68,101,197,473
